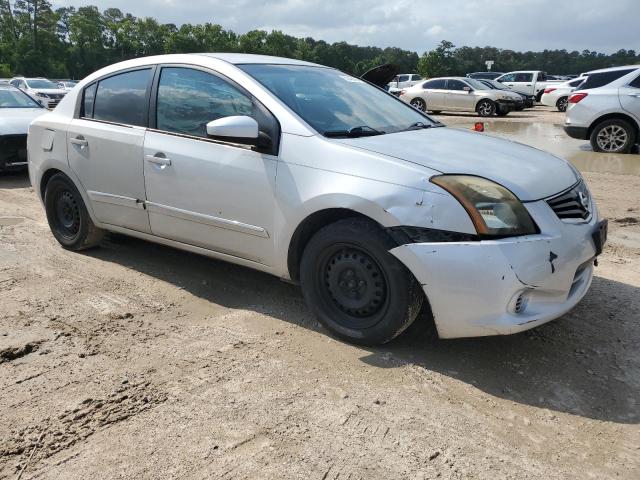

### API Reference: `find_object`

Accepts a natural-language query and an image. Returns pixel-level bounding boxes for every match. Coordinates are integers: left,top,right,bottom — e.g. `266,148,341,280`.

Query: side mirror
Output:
463,86,472,92
206,115,258,140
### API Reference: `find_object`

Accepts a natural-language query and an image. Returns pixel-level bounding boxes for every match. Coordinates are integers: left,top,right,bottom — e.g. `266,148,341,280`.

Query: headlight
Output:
430,175,538,237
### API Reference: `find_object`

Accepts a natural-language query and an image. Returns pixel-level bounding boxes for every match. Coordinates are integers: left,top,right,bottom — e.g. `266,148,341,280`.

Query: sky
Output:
53,0,637,54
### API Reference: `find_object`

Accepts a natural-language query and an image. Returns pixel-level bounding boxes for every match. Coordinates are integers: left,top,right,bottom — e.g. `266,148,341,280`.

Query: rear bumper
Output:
390,200,601,338
563,125,589,140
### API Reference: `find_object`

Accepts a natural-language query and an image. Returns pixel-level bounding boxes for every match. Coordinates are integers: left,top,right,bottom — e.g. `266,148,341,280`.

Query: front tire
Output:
300,218,424,346
556,97,568,112
476,99,496,117
589,119,636,154
410,98,427,112
44,173,104,250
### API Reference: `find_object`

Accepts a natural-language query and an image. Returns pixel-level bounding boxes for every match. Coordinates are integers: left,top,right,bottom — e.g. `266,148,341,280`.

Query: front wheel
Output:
589,119,636,154
300,218,424,345
410,98,427,112
44,173,104,250
476,99,496,117
556,97,568,112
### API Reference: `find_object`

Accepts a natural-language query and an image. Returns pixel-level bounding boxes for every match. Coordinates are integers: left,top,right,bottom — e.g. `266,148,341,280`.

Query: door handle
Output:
629,93,640,98
145,154,171,166
525,84,532,86
70,137,88,147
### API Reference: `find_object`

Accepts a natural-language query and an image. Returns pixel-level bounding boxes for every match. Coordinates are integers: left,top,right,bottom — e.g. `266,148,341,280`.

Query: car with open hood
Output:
28,54,606,345
1,84,46,171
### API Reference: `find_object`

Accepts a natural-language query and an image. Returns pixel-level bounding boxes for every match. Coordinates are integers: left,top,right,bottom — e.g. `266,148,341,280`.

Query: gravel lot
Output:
1,107,639,479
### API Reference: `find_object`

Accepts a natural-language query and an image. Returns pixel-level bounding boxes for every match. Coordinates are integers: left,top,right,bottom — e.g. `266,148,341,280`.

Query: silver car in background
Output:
400,77,523,116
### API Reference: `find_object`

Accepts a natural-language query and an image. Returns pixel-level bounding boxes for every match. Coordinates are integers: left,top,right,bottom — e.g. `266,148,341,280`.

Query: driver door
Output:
444,79,476,110
143,66,279,266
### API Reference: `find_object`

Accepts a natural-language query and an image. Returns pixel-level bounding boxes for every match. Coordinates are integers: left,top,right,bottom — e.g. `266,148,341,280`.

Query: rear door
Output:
619,72,640,123
506,72,535,95
419,79,446,110
67,67,153,233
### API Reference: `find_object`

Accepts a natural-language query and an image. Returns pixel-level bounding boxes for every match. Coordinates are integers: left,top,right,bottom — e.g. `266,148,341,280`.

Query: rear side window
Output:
514,73,533,82
629,75,640,88
423,79,446,89
581,69,635,90
93,69,152,126
398,75,409,82
411,75,422,81
82,83,97,118
156,67,254,138
568,79,584,87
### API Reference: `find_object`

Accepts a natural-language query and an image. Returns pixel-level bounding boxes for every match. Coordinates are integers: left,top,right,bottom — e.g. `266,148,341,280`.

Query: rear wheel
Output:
476,99,496,117
300,218,424,345
556,96,568,112
410,98,427,112
44,173,104,250
589,119,636,154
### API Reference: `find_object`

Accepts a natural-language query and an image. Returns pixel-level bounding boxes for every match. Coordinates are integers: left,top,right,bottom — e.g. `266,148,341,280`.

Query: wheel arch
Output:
286,208,382,283
588,112,640,139
38,167,99,226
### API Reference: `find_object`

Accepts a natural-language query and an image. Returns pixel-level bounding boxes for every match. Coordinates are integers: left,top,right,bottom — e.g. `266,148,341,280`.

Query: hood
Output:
0,108,46,134
361,64,399,88
336,127,579,201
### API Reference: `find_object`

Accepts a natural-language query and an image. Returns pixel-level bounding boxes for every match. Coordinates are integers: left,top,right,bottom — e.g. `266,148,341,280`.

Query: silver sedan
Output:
400,77,523,116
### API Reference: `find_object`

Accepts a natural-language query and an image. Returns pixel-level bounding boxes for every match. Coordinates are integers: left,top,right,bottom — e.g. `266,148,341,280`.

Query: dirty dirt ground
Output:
1,107,639,479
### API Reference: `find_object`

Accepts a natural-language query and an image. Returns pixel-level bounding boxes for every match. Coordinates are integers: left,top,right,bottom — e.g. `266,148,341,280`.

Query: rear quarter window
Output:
92,69,152,126
581,69,635,90
629,74,640,89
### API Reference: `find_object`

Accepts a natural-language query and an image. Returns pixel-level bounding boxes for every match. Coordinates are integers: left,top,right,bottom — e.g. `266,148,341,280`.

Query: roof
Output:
585,65,640,74
194,53,324,67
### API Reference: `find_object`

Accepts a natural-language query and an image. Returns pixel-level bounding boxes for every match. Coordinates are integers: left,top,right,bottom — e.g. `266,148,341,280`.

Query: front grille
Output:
0,135,28,166
546,181,591,220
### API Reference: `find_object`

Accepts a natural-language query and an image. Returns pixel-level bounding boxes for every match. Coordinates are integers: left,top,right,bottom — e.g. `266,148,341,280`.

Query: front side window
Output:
0,88,42,108
514,73,534,82
240,64,434,136
446,79,467,91
92,69,152,126
499,73,516,82
465,79,490,90
411,75,422,81
398,75,409,82
156,67,254,138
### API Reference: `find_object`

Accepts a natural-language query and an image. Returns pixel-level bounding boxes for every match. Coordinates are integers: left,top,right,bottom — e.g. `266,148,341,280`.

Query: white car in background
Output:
400,77,524,116
0,84,46,171
565,65,640,153
28,54,606,345
388,73,422,90
495,70,562,101
541,77,587,112
9,77,67,109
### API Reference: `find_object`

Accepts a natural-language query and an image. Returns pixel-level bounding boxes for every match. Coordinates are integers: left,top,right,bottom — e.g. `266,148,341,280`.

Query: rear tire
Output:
299,218,424,345
44,173,104,250
589,119,636,154
410,98,427,112
556,97,568,112
476,99,496,117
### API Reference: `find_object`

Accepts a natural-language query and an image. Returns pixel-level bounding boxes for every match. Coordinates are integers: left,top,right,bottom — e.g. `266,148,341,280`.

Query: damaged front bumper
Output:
390,200,602,339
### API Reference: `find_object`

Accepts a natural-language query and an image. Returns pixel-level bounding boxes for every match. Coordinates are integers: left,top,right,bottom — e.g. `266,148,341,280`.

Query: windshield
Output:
26,79,60,89
465,79,491,90
239,64,435,136
0,88,42,108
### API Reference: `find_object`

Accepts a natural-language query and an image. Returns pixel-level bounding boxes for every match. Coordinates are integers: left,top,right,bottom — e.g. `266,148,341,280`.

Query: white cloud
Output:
52,0,637,54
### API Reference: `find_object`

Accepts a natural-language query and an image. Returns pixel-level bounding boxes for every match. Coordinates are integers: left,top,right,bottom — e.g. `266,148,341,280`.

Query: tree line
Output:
0,1,637,80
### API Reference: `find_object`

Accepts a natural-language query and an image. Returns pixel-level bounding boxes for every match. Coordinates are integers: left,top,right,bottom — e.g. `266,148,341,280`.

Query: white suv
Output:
9,77,67,109
564,66,640,153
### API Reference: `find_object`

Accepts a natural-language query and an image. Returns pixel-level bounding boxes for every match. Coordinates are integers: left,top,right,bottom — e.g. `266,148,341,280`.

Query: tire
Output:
44,173,104,250
589,119,636,154
556,97,568,112
299,218,424,345
410,97,427,112
476,99,496,117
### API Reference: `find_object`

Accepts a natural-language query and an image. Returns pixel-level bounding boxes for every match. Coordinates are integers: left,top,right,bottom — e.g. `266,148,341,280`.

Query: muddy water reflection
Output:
450,121,640,176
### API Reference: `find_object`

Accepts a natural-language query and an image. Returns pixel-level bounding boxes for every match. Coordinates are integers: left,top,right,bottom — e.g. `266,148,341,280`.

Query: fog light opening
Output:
510,291,530,314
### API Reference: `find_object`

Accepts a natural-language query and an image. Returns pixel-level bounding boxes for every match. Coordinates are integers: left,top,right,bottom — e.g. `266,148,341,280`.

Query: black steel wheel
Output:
300,218,424,345
44,173,104,250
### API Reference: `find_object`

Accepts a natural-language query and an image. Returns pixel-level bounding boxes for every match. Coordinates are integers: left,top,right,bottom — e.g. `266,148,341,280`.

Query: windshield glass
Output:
239,64,435,135
27,79,60,89
0,88,42,108
465,79,491,90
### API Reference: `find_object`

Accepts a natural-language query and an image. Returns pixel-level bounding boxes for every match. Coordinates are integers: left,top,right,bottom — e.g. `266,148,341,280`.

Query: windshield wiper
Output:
402,121,444,132
324,125,385,138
